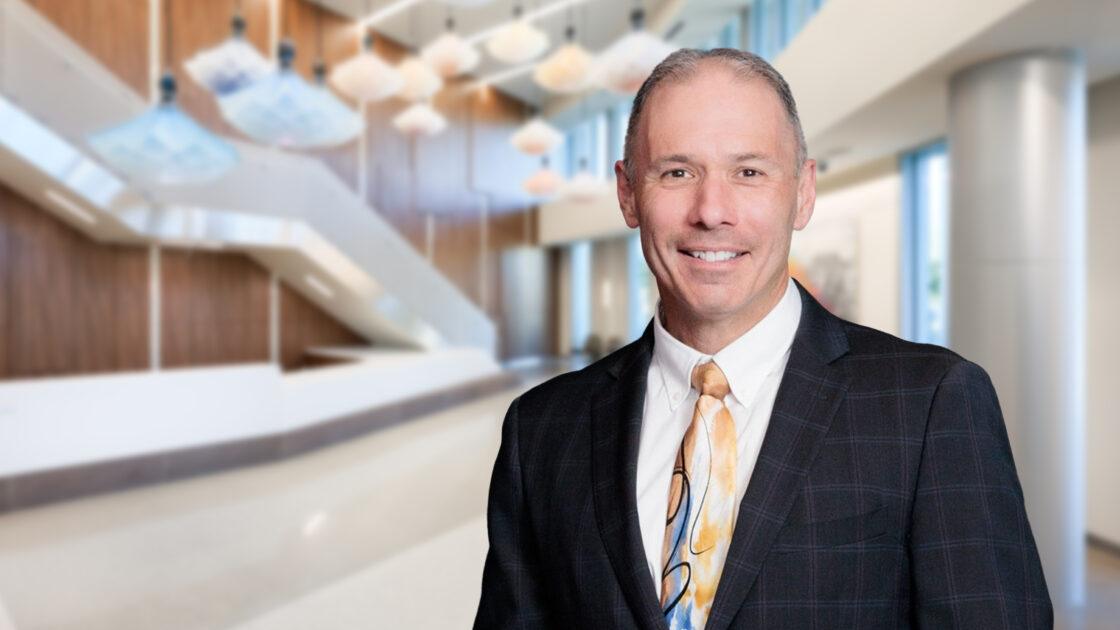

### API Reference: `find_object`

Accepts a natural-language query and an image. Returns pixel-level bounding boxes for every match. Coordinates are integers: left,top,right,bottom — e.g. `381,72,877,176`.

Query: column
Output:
948,49,1086,608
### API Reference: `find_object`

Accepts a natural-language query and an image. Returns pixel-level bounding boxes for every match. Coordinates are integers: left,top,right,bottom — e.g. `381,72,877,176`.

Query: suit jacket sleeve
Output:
909,359,1054,627
474,395,550,629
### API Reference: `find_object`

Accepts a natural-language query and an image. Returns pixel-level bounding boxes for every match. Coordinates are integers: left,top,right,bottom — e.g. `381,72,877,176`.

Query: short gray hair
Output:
622,48,808,181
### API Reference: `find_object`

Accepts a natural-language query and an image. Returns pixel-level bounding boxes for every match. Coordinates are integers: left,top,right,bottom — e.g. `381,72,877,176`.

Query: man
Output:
475,48,1052,629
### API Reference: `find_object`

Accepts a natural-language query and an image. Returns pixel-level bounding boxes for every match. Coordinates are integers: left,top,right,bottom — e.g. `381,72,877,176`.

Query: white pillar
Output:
948,49,1086,608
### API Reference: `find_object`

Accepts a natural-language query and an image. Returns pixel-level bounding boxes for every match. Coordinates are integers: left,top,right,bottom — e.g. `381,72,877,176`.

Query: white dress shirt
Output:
636,277,802,600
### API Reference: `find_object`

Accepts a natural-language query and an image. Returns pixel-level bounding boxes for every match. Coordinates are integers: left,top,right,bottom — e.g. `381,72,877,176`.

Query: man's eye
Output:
665,169,689,178
740,168,760,177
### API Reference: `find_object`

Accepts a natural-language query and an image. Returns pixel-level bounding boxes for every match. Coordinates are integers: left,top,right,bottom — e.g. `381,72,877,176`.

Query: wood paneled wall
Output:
279,282,365,370
0,184,149,379
159,250,271,368
27,0,151,96
0,183,371,379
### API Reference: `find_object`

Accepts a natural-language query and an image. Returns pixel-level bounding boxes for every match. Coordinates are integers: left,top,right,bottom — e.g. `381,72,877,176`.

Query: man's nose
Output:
687,175,737,229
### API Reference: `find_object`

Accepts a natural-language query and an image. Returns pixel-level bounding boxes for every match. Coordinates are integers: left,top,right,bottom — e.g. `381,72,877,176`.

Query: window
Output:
627,232,655,340
749,0,826,59
609,100,631,167
565,112,610,177
570,240,592,352
901,141,949,345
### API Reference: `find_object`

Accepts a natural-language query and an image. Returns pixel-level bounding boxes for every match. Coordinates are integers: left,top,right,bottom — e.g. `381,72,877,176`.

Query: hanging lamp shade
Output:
88,73,238,185
421,18,480,78
486,6,549,64
523,157,562,197
184,13,272,95
329,32,404,102
393,102,447,137
594,9,676,94
396,57,443,101
562,159,608,202
219,41,363,148
510,116,562,156
533,26,593,94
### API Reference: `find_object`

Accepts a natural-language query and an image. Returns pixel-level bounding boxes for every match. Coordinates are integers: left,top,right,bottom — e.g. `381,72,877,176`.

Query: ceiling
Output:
804,0,1120,181
310,0,745,110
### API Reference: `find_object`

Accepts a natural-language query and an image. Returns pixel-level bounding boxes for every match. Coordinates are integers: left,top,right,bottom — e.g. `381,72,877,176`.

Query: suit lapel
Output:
590,321,669,630
704,280,852,630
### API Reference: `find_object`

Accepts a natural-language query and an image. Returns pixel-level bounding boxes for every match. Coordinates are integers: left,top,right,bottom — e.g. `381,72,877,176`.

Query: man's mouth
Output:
680,249,745,262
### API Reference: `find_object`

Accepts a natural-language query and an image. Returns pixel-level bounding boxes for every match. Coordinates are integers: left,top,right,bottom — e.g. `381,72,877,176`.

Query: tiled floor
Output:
0,371,1116,629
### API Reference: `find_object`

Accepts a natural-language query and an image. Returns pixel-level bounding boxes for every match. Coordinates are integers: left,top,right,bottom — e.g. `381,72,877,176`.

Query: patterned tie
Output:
660,360,738,629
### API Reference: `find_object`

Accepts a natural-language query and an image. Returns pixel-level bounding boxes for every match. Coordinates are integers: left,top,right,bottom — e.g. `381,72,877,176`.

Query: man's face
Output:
615,63,816,327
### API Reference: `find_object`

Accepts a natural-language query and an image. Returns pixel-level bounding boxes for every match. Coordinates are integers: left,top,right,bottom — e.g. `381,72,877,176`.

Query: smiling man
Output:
475,48,1052,629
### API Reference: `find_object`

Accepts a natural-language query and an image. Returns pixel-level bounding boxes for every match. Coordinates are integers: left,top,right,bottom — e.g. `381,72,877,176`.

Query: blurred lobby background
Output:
0,0,1117,628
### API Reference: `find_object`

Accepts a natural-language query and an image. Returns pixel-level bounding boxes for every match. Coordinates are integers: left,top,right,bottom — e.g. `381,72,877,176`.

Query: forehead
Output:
638,62,794,163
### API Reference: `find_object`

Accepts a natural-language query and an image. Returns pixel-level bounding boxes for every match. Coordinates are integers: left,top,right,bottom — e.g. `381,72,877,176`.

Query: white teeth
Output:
689,250,740,262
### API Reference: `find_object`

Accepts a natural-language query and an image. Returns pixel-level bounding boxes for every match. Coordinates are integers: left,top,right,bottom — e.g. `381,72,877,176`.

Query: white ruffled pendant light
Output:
219,40,363,148
533,25,593,94
330,31,404,102
594,7,677,94
510,116,562,156
523,156,563,198
88,72,239,185
485,4,549,65
396,56,443,101
421,17,480,79
562,158,608,202
184,10,272,95
393,101,447,137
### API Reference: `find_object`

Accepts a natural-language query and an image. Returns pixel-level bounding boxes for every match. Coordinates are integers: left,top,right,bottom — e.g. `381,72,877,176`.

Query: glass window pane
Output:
901,141,949,346
571,240,592,352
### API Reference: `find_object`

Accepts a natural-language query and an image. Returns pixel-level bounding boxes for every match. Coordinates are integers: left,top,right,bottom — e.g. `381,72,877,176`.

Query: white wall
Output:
0,349,501,476
795,164,902,335
1087,75,1120,547
537,185,630,246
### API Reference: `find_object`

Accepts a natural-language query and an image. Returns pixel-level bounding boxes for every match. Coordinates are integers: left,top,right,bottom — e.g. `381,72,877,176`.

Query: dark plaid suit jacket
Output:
475,280,1052,629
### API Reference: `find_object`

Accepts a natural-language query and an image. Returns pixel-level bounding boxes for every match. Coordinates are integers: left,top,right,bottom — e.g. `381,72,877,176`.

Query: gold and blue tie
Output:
660,360,737,629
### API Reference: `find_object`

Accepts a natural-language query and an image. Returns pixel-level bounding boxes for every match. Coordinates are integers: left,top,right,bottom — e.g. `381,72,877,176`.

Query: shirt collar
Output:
652,277,802,412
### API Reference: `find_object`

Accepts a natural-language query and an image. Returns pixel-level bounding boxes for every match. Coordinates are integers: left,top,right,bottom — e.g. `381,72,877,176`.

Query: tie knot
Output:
690,361,730,400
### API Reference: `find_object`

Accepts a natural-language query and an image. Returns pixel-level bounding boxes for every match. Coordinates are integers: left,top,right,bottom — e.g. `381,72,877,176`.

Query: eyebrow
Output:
648,154,695,169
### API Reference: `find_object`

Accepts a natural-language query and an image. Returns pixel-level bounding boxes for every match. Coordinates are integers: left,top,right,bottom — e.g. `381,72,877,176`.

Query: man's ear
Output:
793,158,817,231
615,160,640,229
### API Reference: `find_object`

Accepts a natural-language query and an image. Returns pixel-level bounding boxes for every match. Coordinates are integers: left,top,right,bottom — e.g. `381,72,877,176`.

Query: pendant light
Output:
329,2,401,102
523,156,562,197
562,158,606,202
392,101,447,137
330,30,404,102
485,4,549,65
594,7,676,94
220,40,363,148
510,116,562,156
89,0,237,185
184,8,272,95
421,16,480,79
533,25,593,94
396,56,443,101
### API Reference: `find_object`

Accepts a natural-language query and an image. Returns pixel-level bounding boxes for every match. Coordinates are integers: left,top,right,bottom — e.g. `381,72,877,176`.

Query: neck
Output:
660,273,789,355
